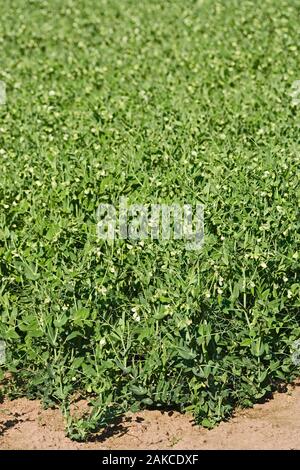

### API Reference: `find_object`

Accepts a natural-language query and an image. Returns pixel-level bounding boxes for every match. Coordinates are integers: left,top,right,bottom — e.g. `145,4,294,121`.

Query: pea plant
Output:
0,0,300,440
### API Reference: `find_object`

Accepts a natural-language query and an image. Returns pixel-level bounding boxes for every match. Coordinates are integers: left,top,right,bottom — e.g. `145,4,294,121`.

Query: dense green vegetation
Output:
0,0,300,440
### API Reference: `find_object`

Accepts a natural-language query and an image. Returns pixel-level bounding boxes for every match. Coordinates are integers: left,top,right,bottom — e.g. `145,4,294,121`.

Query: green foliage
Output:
0,0,300,440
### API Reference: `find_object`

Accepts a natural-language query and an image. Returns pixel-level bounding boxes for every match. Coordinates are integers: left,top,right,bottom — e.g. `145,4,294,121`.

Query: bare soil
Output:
1,381,300,450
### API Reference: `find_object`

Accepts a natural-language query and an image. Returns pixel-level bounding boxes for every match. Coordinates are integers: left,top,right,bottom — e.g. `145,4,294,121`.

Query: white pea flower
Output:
97,285,107,295
133,312,141,322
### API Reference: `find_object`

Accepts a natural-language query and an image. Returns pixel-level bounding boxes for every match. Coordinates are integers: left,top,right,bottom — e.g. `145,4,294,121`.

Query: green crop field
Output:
0,0,300,440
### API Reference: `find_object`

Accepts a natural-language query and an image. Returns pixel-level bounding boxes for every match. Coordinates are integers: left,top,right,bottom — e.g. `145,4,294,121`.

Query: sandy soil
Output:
1,381,300,450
